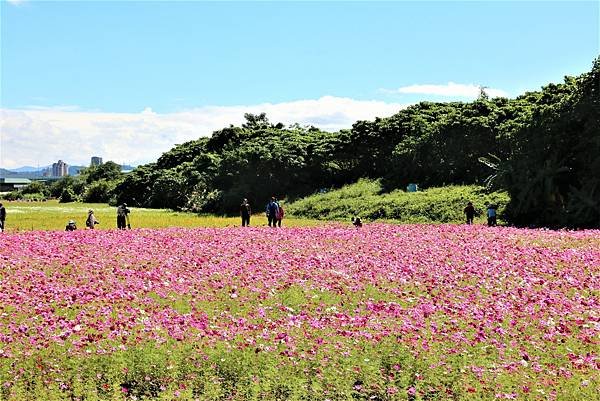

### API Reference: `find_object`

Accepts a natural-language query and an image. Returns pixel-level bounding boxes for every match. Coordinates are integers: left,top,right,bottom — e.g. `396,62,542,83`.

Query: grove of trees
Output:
31,58,599,228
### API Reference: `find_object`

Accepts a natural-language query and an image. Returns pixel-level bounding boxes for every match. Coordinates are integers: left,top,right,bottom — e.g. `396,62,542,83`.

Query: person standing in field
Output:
0,203,6,232
266,197,279,227
116,203,130,230
464,202,475,224
486,204,497,227
275,200,285,227
86,209,100,229
240,198,252,227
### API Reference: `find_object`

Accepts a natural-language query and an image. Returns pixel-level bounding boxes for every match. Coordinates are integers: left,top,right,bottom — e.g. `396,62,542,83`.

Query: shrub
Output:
22,193,47,202
59,188,76,203
82,180,116,203
1,191,21,201
49,176,86,198
20,181,49,196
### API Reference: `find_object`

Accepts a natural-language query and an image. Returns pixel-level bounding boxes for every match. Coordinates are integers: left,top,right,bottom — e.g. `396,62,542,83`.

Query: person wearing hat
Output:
65,220,77,231
86,209,100,229
116,203,131,230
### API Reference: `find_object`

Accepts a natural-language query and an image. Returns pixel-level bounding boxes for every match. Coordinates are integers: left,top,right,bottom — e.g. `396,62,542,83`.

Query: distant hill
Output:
0,168,17,177
9,166,50,173
0,168,46,179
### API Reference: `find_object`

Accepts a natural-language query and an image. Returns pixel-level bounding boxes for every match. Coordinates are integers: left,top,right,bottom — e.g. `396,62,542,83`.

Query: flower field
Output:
0,225,598,400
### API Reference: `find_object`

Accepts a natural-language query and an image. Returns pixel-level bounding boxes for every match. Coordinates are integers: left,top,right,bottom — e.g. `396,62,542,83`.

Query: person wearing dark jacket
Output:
487,204,498,227
116,203,130,229
265,197,279,227
0,203,6,232
464,202,475,224
240,199,252,227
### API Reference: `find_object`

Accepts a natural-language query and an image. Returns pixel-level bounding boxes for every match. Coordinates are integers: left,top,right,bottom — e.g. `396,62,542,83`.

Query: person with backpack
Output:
116,203,131,230
240,198,252,227
464,202,475,224
0,203,6,233
275,201,285,227
86,209,100,229
265,197,279,227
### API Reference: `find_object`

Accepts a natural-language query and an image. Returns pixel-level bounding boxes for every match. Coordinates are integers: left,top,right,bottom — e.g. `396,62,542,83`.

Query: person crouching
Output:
65,220,77,231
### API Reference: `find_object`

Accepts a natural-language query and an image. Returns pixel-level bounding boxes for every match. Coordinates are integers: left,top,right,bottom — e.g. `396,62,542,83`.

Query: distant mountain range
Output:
0,168,45,179
8,165,50,173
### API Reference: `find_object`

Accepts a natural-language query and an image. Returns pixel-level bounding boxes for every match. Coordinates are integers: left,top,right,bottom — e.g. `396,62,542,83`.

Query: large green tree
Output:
500,58,600,227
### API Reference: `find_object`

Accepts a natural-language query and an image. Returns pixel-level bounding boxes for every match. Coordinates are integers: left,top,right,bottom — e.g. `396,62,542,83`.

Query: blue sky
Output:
0,0,598,168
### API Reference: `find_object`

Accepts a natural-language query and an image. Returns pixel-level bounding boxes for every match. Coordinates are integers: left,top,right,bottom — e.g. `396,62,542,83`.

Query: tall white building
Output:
52,160,69,177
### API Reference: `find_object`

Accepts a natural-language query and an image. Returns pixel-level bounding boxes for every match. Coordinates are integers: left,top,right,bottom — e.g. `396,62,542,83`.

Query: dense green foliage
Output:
492,59,600,227
287,179,509,224
8,60,595,227
109,59,597,227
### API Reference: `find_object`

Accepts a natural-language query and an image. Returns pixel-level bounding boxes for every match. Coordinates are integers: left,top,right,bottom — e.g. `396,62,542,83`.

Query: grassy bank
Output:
287,179,510,224
0,200,322,231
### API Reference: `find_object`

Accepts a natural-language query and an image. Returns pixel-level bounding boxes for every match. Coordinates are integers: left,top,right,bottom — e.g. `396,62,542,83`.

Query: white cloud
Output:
23,105,82,112
0,96,407,169
382,82,508,98
6,0,27,6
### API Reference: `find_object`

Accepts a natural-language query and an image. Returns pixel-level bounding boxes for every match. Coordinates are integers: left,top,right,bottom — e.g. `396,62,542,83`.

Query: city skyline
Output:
1,157,135,176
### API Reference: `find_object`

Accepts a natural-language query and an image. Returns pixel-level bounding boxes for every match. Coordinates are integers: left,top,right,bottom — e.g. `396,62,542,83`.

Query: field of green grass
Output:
1,200,323,231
